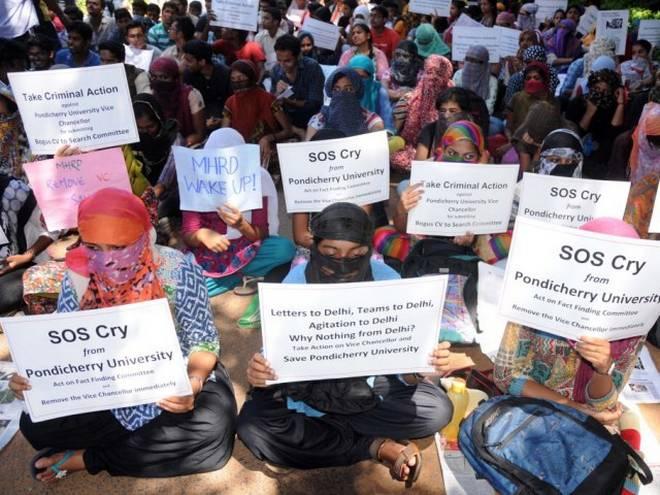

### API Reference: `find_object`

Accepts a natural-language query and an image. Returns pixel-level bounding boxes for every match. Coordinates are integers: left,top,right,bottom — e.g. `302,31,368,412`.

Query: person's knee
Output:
417,383,454,434
265,236,296,265
20,413,48,450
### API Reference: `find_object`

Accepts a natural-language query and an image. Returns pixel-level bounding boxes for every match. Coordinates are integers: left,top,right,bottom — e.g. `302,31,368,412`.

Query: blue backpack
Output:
458,396,653,495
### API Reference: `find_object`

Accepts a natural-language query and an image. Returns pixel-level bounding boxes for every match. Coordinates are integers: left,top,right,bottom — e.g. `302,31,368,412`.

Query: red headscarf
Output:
149,57,195,138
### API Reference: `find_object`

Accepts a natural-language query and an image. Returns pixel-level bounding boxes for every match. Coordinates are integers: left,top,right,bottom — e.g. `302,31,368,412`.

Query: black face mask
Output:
231,80,252,92
305,244,373,284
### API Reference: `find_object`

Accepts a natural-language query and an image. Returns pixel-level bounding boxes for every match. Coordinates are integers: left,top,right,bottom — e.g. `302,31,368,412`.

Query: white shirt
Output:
0,0,39,39
255,27,287,72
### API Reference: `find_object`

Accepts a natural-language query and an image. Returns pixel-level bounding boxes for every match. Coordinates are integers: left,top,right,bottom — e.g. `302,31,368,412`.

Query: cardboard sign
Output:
1,299,192,422
518,174,631,228
23,148,132,231
498,217,660,341
210,0,259,31
596,10,629,55
277,131,390,213
407,162,518,236
260,276,448,384
301,18,341,51
173,144,263,212
8,64,139,154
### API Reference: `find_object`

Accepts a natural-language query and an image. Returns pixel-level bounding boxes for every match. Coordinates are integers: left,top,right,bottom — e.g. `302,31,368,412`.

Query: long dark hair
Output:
351,22,374,59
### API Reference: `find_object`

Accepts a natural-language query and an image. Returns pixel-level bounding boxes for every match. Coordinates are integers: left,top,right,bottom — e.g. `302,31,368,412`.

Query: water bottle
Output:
441,378,469,447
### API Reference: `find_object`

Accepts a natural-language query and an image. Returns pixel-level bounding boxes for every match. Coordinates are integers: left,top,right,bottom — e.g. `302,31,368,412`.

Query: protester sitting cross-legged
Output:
237,202,454,486
10,188,237,482
375,120,490,264
181,128,295,298
493,218,648,494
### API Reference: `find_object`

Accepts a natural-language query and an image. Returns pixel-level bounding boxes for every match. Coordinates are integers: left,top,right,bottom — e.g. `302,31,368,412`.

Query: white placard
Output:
8,65,139,155
173,144,262,212
455,13,482,28
0,226,7,246
408,0,450,17
451,27,500,63
301,18,340,51
535,0,568,27
596,10,629,55
287,8,306,28
477,262,508,359
124,45,154,71
498,217,660,341
577,5,599,36
518,174,631,228
277,131,389,213
259,276,448,384
495,26,522,59
0,299,192,422
650,193,660,234
407,162,518,236
210,0,259,31
639,20,660,48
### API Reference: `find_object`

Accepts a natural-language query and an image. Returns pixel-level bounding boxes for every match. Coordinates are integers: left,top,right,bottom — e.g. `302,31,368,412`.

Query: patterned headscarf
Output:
517,3,538,31
65,188,165,309
437,120,486,162
400,55,454,144
390,40,422,88
462,45,491,101
583,37,616,75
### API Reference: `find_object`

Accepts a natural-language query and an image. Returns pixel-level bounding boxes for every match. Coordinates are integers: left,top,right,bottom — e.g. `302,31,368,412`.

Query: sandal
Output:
30,448,76,481
369,438,422,488
238,295,261,329
233,276,264,296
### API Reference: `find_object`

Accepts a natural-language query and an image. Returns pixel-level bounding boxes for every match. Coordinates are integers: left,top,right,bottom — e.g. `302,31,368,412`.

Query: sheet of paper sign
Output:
435,434,495,495
595,10,629,55
301,18,340,51
408,0,450,17
621,345,660,404
210,0,259,31
638,20,660,48
451,26,499,63
0,362,22,452
535,0,567,27
477,262,509,359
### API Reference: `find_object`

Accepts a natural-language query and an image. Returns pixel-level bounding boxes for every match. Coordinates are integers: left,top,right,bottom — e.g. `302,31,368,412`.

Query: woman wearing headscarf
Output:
566,68,626,179
495,11,515,29
559,38,617,100
0,85,37,180
238,202,454,486
506,61,557,139
382,40,423,102
148,57,206,147
390,55,454,172
494,219,647,494
182,128,295,297
629,102,660,186
11,188,237,482
498,30,542,88
504,45,560,106
516,3,538,32
377,121,490,262
545,18,583,70
299,30,339,66
338,20,389,80
222,59,293,167
452,45,498,115
347,55,394,132
414,23,449,59
306,67,385,140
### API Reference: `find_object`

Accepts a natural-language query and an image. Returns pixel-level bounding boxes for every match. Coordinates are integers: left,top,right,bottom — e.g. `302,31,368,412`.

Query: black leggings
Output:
21,365,237,477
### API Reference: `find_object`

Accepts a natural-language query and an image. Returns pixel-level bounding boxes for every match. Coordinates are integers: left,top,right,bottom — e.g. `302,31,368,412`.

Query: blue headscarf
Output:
321,67,367,136
347,54,381,113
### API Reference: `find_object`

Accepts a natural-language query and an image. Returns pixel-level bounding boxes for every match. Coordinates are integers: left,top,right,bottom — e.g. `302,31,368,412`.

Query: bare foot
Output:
34,450,85,483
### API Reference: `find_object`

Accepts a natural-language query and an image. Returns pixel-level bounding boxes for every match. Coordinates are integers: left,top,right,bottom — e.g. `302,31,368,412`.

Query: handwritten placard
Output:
498,217,660,341
210,0,259,31
23,148,132,231
173,144,263,212
301,18,341,51
8,64,139,154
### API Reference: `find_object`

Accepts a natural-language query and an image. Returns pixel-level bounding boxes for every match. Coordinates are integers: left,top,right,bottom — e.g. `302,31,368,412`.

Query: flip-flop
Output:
30,448,75,481
233,276,264,296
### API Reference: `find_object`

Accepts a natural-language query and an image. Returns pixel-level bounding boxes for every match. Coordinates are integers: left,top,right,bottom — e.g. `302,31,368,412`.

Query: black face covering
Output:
305,203,374,284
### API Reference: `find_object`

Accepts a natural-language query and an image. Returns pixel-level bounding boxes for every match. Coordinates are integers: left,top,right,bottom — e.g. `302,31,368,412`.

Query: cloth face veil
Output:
305,202,374,284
